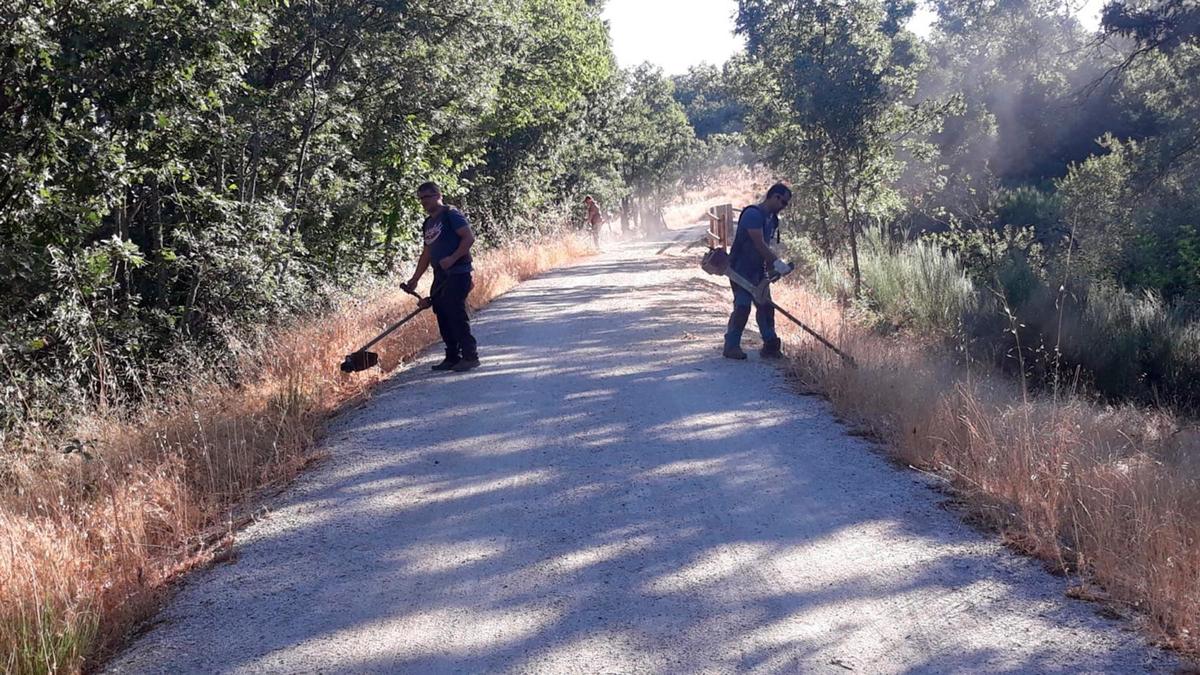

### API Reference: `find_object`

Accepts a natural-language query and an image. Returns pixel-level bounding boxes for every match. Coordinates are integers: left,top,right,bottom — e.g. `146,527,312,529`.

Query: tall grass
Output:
1066,285,1200,408
806,228,1200,410
0,232,592,673
811,258,856,301
965,275,1200,410
860,230,977,332
807,228,976,333
770,280,1200,657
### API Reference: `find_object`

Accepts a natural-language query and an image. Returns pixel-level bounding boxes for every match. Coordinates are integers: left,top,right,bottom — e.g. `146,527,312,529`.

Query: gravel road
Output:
109,231,1178,673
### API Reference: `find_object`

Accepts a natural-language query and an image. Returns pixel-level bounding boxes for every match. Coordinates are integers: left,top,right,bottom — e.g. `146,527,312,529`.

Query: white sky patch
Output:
602,0,745,75
604,0,1108,75
909,2,938,37
1073,0,1108,31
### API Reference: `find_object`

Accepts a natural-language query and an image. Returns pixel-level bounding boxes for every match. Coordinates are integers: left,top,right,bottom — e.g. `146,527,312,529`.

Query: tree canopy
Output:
7,0,1200,425
0,0,699,430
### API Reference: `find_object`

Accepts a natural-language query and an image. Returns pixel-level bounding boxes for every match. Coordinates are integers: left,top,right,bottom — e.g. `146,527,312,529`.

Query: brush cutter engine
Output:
701,247,730,276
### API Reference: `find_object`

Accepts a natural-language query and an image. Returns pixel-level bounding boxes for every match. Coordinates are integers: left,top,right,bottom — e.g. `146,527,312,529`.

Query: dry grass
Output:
769,280,1200,657
0,233,592,674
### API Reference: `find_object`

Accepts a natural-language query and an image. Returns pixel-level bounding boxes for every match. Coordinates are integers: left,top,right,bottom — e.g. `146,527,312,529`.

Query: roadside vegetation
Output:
726,0,1200,656
0,233,592,673
771,279,1200,656
5,0,1200,669
0,0,721,670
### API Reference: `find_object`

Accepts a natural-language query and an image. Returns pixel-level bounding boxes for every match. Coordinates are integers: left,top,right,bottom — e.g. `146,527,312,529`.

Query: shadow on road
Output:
111,242,1168,674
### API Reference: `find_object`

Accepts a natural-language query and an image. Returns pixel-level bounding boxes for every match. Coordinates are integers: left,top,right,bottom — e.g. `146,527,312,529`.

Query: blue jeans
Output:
725,281,776,348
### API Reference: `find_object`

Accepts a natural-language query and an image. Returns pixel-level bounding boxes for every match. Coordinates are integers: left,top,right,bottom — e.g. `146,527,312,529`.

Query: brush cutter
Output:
339,285,432,373
700,248,858,368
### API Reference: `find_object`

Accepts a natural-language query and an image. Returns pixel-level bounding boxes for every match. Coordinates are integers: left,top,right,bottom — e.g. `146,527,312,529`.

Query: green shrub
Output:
810,259,855,301
858,229,976,333
804,227,1200,410
1068,285,1200,408
996,186,1062,242
965,279,1200,410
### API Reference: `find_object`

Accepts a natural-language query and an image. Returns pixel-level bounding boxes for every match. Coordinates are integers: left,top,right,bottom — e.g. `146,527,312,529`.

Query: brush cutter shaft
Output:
770,304,856,366
358,305,427,353
725,267,857,367
341,285,441,372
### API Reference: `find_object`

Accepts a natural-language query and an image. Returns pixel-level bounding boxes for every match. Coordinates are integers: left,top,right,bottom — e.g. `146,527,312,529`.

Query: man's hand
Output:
401,280,418,295
417,296,432,309
438,257,454,271
773,259,794,277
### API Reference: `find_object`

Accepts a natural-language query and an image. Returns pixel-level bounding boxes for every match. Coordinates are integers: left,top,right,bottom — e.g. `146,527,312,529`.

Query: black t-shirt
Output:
423,207,473,275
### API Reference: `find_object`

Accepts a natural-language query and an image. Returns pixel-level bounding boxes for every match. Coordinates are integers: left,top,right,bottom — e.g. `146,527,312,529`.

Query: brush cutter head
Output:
340,350,379,373
701,247,730,276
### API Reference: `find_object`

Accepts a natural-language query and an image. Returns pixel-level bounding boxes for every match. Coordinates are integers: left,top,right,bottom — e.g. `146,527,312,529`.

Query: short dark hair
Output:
416,181,441,195
766,183,792,200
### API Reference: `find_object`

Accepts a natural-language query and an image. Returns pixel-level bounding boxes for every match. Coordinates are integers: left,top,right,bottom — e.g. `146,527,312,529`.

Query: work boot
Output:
723,344,748,360
431,354,460,371
451,356,480,372
760,337,783,360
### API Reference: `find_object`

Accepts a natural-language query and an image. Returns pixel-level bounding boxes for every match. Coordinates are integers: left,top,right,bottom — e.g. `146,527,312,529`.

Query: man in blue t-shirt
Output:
724,183,793,360
402,181,480,372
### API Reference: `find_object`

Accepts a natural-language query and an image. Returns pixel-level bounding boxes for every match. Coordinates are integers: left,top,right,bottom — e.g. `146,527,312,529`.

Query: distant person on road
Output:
403,182,480,372
584,195,604,248
724,183,793,361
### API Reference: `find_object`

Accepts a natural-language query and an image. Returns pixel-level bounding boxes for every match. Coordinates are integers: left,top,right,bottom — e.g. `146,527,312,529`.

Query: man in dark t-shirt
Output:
724,183,793,360
402,181,480,372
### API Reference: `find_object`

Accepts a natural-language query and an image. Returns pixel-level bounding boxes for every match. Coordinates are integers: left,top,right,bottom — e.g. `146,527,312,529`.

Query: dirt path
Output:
109,230,1176,673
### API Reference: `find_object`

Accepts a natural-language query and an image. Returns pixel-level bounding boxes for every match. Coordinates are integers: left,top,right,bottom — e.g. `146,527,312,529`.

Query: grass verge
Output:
0,233,592,673
769,280,1200,658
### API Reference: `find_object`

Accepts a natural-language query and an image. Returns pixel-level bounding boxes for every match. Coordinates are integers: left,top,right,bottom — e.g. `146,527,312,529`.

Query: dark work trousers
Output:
725,279,777,349
431,271,477,360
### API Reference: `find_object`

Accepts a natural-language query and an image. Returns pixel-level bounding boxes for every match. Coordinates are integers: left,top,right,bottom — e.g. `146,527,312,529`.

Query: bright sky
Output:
602,0,744,75
603,0,1108,75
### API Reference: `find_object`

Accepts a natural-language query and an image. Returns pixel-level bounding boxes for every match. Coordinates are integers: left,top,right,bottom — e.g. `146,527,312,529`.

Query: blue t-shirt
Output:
423,207,473,275
728,205,778,282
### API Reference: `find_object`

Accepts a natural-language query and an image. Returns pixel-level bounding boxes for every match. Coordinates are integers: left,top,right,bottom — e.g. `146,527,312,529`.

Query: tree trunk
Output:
838,189,862,299
848,220,862,299
152,184,169,311
816,184,833,260
652,197,666,234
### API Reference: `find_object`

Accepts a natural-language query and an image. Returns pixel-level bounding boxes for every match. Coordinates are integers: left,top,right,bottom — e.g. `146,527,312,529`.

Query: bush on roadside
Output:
802,225,1200,412
858,229,977,333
